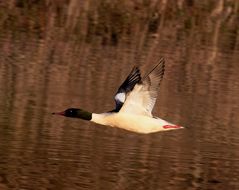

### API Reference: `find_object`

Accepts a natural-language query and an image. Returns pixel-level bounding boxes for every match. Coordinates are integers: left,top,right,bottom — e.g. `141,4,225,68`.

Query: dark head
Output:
52,108,92,120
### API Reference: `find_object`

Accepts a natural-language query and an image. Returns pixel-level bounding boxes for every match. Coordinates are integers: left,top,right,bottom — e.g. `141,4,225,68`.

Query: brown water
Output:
0,1,239,190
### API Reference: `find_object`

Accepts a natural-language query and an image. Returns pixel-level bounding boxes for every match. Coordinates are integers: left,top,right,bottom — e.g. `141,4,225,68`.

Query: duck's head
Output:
52,108,92,120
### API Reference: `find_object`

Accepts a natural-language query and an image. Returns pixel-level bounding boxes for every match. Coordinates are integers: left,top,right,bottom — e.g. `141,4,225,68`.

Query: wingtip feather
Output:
142,57,165,80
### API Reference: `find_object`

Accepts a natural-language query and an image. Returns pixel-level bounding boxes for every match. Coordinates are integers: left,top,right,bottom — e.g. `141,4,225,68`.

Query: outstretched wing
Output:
113,66,141,112
119,58,165,116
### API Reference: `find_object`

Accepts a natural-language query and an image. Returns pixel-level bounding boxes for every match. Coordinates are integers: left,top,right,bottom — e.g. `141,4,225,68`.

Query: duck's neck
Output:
75,109,92,120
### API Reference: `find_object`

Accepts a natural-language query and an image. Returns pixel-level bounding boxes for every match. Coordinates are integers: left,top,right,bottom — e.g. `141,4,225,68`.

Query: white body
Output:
91,59,184,134
92,113,183,134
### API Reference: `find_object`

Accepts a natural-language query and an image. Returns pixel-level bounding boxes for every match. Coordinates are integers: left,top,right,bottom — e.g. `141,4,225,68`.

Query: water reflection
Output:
0,1,239,189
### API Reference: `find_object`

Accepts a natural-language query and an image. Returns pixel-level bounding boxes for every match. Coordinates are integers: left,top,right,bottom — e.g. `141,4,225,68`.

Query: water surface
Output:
0,1,239,190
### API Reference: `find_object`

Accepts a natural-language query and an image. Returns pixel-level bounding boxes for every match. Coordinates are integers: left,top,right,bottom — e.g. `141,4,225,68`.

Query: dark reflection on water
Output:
1,1,239,189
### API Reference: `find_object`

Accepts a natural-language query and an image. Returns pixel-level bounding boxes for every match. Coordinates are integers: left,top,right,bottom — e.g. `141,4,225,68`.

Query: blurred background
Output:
0,0,239,189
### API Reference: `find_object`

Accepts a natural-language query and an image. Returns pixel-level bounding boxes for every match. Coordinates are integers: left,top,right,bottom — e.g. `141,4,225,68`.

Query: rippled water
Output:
0,1,239,190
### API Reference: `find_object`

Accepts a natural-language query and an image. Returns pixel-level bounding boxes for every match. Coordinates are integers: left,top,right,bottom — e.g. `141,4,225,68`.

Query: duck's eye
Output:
66,109,73,114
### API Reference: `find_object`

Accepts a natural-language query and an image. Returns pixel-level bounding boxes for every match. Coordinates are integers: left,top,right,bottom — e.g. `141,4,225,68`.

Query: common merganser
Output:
52,58,184,134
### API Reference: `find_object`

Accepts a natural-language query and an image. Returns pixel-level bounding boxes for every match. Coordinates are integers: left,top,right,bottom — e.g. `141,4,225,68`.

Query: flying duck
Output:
52,58,183,134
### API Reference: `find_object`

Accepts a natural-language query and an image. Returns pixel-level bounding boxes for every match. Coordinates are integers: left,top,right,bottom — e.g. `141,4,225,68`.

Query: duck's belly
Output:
104,113,178,134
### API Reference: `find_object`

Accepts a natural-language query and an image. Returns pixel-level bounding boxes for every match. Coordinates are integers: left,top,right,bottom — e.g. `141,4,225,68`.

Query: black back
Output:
113,67,142,112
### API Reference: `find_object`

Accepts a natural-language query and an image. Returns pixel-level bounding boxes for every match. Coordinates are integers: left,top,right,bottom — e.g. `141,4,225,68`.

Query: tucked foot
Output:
163,125,183,129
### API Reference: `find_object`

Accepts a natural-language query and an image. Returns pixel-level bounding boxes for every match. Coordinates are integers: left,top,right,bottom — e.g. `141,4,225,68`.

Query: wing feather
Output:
119,58,165,116
113,66,141,112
